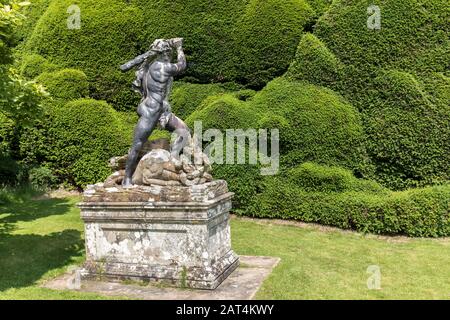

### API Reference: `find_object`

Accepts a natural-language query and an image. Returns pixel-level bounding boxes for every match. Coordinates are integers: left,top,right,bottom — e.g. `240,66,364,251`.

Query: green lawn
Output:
1,196,449,300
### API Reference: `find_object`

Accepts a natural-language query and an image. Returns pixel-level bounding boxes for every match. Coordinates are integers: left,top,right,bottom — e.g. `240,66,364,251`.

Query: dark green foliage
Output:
24,0,318,110
132,0,249,84
307,0,333,17
233,89,256,102
418,72,449,108
134,0,317,86
213,164,263,213
28,166,57,191
35,69,89,101
40,99,130,188
186,77,371,207
170,82,240,120
315,0,449,76
299,0,450,189
244,175,450,237
19,54,58,79
190,78,368,174
233,0,315,88
364,70,450,189
289,162,385,193
250,78,370,174
25,0,144,111
15,0,52,41
0,153,21,186
186,93,259,130
286,33,342,86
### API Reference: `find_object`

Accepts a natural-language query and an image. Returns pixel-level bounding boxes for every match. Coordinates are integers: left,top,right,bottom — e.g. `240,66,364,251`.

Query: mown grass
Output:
0,192,449,300
232,219,450,300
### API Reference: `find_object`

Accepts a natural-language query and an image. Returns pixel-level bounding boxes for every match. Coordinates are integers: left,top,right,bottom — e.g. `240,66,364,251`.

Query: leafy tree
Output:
0,1,45,125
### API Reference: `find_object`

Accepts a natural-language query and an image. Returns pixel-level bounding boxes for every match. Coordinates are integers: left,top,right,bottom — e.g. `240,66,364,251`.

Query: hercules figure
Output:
119,38,190,187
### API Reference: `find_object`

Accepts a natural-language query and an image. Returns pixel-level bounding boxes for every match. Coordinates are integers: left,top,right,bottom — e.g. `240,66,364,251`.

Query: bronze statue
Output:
120,38,190,187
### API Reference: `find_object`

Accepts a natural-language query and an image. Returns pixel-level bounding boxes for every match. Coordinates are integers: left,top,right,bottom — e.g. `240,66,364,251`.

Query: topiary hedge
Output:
25,0,144,111
35,69,89,102
186,93,260,130
314,0,449,77
232,0,315,88
363,70,450,189
24,0,321,111
132,0,249,84
19,53,58,79
241,169,450,237
15,0,52,42
31,99,130,188
286,0,450,190
250,78,370,175
289,162,385,193
307,0,333,17
286,33,343,87
184,77,372,208
170,82,241,120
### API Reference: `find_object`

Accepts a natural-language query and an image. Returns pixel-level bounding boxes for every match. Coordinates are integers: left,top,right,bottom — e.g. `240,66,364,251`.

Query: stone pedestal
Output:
78,180,239,290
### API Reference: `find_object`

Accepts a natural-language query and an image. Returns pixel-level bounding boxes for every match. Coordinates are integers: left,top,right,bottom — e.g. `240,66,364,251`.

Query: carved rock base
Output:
78,181,239,289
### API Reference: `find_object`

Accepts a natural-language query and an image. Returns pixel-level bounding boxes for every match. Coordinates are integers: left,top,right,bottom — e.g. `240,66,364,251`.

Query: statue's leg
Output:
123,99,161,186
165,113,191,158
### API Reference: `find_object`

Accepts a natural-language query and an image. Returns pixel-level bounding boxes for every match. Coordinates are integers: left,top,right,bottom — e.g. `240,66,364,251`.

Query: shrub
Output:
25,0,144,111
250,78,370,174
286,33,342,86
233,89,257,102
315,0,448,77
43,99,130,188
19,54,58,79
186,93,259,130
421,72,449,108
185,93,264,209
185,77,372,207
213,163,263,213
132,0,249,84
0,114,15,155
363,70,450,189
24,0,319,108
307,0,332,17
243,177,450,237
0,153,21,186
15,0,52,41
28,166,57,191
233,0,315,88
170,82,240,120
35,69,89,101
289,162,385,193
286,0,450,189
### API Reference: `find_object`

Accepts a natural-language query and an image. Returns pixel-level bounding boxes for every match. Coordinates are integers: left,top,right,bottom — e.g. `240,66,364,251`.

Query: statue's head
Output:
151,39,173,61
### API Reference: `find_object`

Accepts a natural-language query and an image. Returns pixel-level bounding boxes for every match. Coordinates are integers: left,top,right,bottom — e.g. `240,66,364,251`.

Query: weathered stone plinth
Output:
78,180,239,289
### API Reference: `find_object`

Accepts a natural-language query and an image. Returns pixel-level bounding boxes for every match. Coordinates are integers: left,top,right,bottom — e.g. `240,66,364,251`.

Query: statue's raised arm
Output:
166,38,186,75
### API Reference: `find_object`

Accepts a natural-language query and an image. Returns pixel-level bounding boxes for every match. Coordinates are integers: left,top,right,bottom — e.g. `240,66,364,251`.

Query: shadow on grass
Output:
0,197,84,292
0,198,73,234
0,229,84,291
